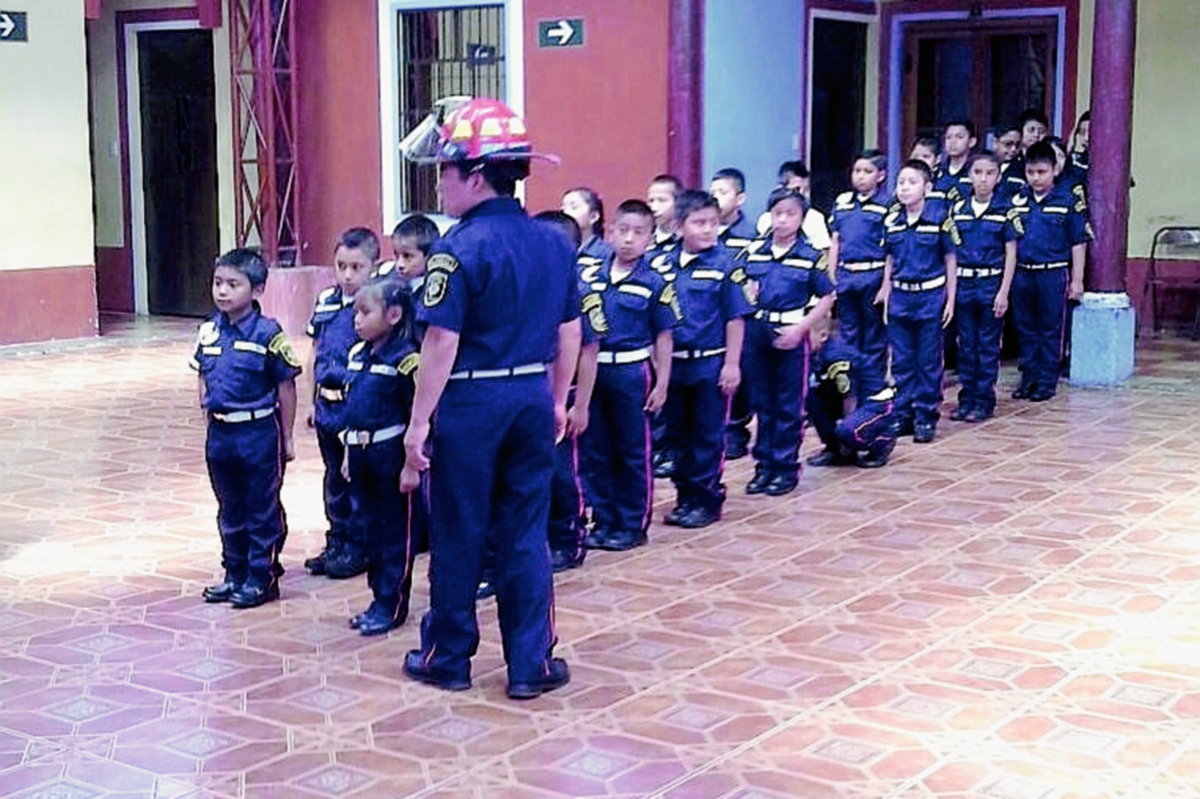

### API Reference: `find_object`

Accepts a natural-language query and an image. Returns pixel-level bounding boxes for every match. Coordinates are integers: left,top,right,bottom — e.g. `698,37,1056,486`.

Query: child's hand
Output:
1069,279,1084,301
401,422,431,493
874,284,890,306
554,402,568,445
283,438,296,462
772,324,806,351
993,291,1009,318
565,405,589,438
942,300,955,329
645,383,668,414
305,412,315,429
400,464,421,494
718,363,741,396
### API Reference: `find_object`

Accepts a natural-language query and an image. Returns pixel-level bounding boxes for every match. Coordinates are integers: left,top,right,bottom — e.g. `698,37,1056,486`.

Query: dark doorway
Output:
138,29,219,317
809,17,868,214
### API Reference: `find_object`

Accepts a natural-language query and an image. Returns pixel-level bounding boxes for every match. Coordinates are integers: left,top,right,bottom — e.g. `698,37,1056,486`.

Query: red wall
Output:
295,0,383,263
523,0,671,215
0,267,99,345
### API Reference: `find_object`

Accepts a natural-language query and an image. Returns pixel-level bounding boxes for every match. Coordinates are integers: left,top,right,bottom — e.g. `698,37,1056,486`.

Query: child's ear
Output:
252,285,265,299
386,305,404,325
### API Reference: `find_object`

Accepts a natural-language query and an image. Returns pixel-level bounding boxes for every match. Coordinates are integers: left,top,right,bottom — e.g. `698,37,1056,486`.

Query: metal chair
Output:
1145,226,1200,338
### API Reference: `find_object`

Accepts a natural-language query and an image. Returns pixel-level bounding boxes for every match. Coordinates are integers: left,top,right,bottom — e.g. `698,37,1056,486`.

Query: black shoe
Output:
596,529,647,552
652,451,676,479
476,580,496,601
725,437,749,460
892,417,915,437
1029,388,1055,402
551,549,585,572
664,505,693,526
913,422,936,444
806,448,852,467
948,405,972,422
584,527,610,550
745,467,773,495
507,658,570,700
303,551,327,575
357,602,406,636
229,581,279,609
763,473,799,497
677,506,719,529
202,578,239,603
403,650,471,692
858,438,896,469
1011,383,1033,400
964,407,993,423
324,548,368,580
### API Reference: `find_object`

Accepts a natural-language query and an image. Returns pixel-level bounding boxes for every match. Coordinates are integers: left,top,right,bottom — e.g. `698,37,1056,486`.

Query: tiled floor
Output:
3,318,1200,798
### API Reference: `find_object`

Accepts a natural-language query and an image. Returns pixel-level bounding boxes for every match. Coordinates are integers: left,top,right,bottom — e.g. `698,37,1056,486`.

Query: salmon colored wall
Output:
0,267,99,345
296,0,383,263
522,0,671,215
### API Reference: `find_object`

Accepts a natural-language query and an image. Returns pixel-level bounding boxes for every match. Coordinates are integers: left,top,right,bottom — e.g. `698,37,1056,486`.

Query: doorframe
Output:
117,10,202,316
377,0,525,228
804,5,878,167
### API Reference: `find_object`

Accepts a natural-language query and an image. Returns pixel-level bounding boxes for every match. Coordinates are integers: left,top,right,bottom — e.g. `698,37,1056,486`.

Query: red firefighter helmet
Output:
399,96,559,165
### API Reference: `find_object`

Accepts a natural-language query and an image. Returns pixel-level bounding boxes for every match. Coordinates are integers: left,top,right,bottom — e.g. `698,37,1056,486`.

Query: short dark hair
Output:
778,160,810,180
1077,110,1090,125
766,186,808,213
1018,108,1050,130
1043,136,1068,157
900,159,934,184
967,150,1002,170
615,199,655,224
675,189,718,224
650,174,684,195
564,186,605,238
854,149,887,172
392,214,441,255
1024,141,1058,167
357,274,416,342
944,119,976,139
911,136,940,154
335,226,380,262
712,167,746,194
993,121,1021,137
533,210,583,250
215,248,268,288
444,158,529,197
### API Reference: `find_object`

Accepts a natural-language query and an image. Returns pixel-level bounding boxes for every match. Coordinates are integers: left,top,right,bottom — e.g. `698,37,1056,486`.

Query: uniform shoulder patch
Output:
423,270,449,307
268,331,301,368
348,341,367,359
730,266,747,284
581,292,609,335
398,352,420,375
426,252,460,274
317,286,337,301
197,320,219,347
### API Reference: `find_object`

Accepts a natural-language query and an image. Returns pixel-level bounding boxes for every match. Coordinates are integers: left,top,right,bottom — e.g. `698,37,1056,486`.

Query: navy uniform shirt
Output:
997,157,1027,203
951,195,1024,268
828,189,893,263
935,160,972,201
580,235,615,262
738,236,834,313
719,211,758,254
578,254,680,353
1012,183,1092,266
812,335,891,404
882,205,961,283
646,229,679,267
417,197,580,372
343,329,419,432
190,303,302,413
306,286,356,390
663,246,754,351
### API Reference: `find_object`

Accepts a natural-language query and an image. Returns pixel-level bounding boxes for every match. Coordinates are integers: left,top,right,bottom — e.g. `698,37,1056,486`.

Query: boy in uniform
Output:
383,213,441,303
304,228,377,578
936,120,977,207
711,167,756,459
647,174,684,264
1010,141,1091,402
661,191,753,529
192,249,301,608
993,122,1028,203
580,200,679,551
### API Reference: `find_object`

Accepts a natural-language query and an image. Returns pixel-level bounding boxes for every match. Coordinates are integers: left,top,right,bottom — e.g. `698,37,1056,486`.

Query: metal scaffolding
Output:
229,0,300,266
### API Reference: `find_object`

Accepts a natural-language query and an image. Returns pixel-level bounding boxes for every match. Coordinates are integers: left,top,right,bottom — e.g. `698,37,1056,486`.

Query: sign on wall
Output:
0,10,26,42
537,18,583,49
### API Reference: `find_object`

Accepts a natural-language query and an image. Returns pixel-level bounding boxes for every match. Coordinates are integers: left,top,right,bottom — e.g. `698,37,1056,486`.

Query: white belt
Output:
1019,261,1069,270
957,267,1003,278
754,308,806,325
597,347,651,365
211,408,274,424
841,260,885,272
448,363,547,380
673,348,726,360
892,276,947,292
317,386,345,402
340,424,406,447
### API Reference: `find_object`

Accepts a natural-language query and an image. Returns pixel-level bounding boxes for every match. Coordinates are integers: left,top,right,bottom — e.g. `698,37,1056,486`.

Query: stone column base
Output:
1069,292,1136,387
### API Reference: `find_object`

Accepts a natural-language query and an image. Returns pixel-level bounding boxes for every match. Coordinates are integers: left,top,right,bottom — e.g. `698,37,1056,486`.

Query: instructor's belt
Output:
597,347,651,365
448,363,547,380
340,424,406,447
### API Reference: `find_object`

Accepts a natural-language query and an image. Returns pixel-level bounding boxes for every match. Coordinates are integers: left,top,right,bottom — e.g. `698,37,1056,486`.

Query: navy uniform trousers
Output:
420,375,556,684
955,275,1004,413
889,288,945,424
746,320,809,478
807,387,896,458
837,270,888,370
347,437,417,623
581,361,653,535
205,414,286,587
548,435,587,562
666,357,729,512
314,400,353,551
1012,266,1069,394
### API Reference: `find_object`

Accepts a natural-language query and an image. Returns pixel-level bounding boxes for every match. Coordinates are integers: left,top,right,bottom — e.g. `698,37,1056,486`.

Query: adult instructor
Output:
398,98,582,699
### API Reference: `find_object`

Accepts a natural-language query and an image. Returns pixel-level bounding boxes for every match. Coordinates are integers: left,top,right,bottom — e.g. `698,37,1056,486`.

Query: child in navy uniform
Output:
806,316,897,468
662,191,753,529
562,187,615,262
1010,141,1091,402
935,120,977,206
646,174,683,265
580,200,679,551
712,167,757,460
342,276,421,635
879,159,960,443
741,188,835,496
949,152,1022,422
192,249,301,609
304,228,377,579
827,150,891,385
384,214,441,304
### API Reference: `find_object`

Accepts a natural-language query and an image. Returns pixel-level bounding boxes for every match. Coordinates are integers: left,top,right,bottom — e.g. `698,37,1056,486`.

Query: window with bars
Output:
397,5,506,213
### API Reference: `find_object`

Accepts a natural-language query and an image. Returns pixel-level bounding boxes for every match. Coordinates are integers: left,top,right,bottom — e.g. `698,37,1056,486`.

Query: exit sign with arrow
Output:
0,10,27,42
537,18,583,48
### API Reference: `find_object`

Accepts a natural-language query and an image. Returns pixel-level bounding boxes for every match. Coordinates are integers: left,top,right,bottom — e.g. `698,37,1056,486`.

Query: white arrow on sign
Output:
0,13,14,39
549,19,574,45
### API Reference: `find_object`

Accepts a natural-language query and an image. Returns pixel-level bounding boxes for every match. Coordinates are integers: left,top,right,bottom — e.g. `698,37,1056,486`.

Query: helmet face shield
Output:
399,96,471,164
399,96,559,165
